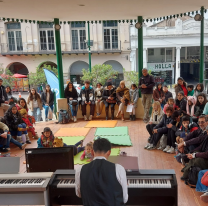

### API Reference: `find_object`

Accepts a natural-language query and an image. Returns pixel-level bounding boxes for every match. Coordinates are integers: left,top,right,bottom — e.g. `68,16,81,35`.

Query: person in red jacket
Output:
19,109,39,139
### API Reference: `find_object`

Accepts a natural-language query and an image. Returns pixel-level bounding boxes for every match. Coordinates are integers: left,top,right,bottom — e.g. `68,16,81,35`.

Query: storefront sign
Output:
147,62,174,70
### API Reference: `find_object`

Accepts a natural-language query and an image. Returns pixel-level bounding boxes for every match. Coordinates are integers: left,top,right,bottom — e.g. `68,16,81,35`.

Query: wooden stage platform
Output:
2,119,206,206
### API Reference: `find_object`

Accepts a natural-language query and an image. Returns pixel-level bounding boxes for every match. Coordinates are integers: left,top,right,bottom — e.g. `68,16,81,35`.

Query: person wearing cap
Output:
0,77,9,113
138,68,155,123
163,85,173,104
174,77,188,98
102,82,117,120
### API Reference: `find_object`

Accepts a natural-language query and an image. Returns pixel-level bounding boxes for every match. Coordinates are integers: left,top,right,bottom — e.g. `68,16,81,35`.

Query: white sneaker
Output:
74,116,77,122
144,143,150,149
163,146,170,152
167,147,175,154
89,115,92,121
146,144,153,150
157,146,163,150
84,115,88,121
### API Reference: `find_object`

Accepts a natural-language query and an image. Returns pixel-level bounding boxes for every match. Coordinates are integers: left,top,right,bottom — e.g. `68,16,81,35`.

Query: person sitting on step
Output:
95,83,104,117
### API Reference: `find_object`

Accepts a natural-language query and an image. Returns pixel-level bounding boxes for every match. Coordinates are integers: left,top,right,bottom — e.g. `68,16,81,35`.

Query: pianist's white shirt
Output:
75,156,128,204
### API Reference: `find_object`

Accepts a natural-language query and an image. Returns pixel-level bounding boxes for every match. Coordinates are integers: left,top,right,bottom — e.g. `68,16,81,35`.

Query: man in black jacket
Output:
138,68,155,123
79,80,95,121
0,77,9,113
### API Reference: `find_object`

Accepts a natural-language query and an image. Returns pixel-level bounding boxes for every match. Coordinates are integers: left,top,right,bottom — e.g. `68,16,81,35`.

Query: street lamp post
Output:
87,21,92,73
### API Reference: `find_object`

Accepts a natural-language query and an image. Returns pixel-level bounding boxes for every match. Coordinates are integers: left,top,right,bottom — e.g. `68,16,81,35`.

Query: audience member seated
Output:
146,106,173,150
145,101,164,149
79,80,95,121
128,84,139,121
187,84,194,96
163,85,173,104
195,93,207,117
64,82,79,122
186,96,197,122
5,85,17,105
19,109,39,139
116,80,130,121
102,82,117,120
180,125,208,181
153,83,165,109
95,83,104,117
178,115,208,155
175,91,187,116
4,105,31,144
195,83,206,97
174,77,188,98
163,97,176,114
0,77,9,113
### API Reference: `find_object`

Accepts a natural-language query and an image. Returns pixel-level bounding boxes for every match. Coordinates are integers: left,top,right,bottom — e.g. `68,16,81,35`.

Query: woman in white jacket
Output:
145,101,164,148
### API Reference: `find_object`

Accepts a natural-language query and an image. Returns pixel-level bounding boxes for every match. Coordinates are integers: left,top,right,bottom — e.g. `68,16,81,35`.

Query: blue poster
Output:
43,69,60,98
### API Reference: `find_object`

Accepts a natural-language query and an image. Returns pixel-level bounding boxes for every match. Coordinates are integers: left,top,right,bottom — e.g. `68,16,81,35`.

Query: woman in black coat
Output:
41,84,54,121
64,82,78,122
102,82,117,120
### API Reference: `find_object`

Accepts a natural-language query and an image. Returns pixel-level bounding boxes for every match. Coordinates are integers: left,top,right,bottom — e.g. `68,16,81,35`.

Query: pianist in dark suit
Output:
75,138,128,206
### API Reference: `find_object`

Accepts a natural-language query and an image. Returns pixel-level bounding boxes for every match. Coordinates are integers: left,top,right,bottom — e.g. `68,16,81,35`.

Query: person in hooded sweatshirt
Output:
153,83,165,109
186,96,197,122
79,80,95,121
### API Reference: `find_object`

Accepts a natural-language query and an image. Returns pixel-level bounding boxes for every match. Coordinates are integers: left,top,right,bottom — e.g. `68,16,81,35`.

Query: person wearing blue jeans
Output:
3,134,27,150
41,85,54,121
27,88,43,122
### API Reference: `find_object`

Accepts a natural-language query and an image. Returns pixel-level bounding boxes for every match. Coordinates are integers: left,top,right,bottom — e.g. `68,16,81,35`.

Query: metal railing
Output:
0,40,122,55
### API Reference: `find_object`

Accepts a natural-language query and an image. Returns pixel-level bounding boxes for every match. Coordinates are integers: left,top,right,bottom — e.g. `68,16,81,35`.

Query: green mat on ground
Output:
61,136,85,145
95,127,128,136
74,148,120,165
95,135,132,146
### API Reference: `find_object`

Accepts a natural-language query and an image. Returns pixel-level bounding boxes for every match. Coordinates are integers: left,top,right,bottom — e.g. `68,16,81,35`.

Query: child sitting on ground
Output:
187,84,194,96
4,105,31,144
163,97,176,114
145,101,164,148
175,115,198,144
37,127,85,156
19,109,39,139
145,106,174,150
80,142,94,162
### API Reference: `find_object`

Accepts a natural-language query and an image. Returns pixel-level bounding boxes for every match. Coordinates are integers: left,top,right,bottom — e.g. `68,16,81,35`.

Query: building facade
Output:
130,17,208,84
0,21,131,85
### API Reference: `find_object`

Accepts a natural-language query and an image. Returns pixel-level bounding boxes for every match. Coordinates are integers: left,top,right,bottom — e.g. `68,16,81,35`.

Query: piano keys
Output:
0,172,53,205
49,169,178,206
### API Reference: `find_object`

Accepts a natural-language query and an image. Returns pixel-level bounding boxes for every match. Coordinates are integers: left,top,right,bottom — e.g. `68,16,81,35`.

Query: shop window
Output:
7,23,23,51
148,49,154,55
166,49,172,62
187,46,200,60
160,48,165,55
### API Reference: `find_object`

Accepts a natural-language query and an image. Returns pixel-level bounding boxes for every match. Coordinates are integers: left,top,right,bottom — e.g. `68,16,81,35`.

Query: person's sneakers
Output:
84,115,88,121
45,118,48,122
96,113,100,117
5,148,10,151
74,116,77,122
89,115,92,121
167,147,175,154
200,192,208,203
0,148,9,152
71,117,74,121
147,145,156,150
144,143,150,149
26,140,32,144
157,146,164,150
163,146,170,152
21,143,27,150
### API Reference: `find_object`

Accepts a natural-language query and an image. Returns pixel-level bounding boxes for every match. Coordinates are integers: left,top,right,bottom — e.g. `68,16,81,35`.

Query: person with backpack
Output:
79,80,95,121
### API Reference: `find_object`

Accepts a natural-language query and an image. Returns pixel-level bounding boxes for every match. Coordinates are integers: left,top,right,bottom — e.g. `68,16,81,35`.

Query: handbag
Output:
201,171,208,186
69,100,78,106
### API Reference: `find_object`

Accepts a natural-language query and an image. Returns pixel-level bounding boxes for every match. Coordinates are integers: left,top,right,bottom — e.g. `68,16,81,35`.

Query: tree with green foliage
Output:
0,64,17,87
81,64,118,87
123,68,139,87
28,64,58,87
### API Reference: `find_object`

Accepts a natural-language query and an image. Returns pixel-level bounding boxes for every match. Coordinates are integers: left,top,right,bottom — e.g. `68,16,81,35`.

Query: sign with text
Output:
147,62,175,71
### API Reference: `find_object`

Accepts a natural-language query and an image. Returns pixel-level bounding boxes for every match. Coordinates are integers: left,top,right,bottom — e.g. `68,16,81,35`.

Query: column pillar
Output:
200,6,204,83
143,48,147,68
175,47,181,84
54,18,64,98
137,16,143,97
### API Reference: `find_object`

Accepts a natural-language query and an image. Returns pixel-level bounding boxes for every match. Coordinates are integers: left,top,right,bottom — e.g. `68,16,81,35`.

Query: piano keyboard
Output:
56,178,171,189
0,178,45,187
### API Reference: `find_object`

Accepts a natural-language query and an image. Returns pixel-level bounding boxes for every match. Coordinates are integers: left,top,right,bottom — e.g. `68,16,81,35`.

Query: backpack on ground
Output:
58,110,70,124
185,166,202,188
